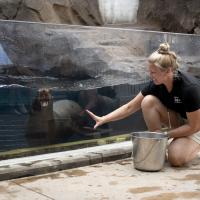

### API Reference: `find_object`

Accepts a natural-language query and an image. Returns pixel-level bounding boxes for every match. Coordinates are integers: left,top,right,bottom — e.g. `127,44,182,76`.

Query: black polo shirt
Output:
141,71,200,118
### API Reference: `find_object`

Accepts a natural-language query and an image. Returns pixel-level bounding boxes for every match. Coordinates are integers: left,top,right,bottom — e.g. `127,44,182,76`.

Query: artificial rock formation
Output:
0,0,102,25
137,0,200,34
0,21,149,89
0,21,199,89
0,0,200,34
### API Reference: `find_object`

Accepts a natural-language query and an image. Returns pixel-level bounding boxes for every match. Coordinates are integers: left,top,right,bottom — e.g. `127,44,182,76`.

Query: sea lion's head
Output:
32,88,53,111
37,88,52,107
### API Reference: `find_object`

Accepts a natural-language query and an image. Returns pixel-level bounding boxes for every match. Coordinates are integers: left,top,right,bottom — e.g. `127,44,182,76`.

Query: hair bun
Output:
158,43,170,54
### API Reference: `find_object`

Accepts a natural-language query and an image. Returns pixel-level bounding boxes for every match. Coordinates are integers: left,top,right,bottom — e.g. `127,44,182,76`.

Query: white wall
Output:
98,0,139,24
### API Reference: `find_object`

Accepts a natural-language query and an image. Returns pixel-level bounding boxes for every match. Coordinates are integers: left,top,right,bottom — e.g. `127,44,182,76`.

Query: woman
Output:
86,43,200,167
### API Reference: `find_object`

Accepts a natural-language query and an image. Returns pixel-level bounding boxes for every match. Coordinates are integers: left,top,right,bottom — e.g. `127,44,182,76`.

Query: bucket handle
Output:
132,139,161,164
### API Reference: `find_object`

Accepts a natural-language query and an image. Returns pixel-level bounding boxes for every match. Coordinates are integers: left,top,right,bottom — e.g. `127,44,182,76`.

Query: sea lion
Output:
26,88,83,144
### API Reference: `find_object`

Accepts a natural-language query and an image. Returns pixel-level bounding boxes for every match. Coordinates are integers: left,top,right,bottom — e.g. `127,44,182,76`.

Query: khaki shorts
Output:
179,117,200,144
189,131,200,144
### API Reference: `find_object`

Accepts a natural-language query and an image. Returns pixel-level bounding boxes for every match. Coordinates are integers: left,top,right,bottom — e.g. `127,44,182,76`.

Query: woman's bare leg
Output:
168,137,200,167
141,95,180,131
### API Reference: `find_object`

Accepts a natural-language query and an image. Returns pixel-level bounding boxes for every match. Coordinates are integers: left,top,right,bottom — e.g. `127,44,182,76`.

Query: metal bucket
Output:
131,132,168,172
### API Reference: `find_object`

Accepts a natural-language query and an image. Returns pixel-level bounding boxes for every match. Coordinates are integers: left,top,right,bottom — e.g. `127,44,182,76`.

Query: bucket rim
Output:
131,131,168,139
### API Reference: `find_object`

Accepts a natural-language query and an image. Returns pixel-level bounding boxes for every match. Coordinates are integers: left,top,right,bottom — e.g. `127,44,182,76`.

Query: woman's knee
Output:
168,142,186,167
168,138,200,167
141,95,159,110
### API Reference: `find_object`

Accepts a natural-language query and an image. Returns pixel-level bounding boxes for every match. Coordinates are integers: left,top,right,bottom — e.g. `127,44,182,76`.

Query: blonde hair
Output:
148,43,179,71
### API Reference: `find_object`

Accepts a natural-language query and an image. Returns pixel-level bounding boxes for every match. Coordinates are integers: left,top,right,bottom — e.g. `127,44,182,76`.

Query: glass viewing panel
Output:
0,20,199,156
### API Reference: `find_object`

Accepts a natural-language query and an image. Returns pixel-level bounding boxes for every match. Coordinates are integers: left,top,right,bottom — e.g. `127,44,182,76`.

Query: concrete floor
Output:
0,156,200,200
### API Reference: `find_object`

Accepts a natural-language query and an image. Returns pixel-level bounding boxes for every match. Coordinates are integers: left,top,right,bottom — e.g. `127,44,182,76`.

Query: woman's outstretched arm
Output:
86,92,144,129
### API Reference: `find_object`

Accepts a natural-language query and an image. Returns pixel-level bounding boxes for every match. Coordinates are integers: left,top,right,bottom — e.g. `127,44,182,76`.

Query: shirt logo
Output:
174,96,182,104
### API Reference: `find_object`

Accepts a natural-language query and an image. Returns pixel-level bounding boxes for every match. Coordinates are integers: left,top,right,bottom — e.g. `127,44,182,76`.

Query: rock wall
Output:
0,0,103,25
137,0,200,34
0,0,200,33
0,0,139,26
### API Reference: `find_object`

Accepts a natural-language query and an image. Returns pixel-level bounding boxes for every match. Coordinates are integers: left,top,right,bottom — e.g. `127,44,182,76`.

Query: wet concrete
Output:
0,155,200,200
0,139,200,200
